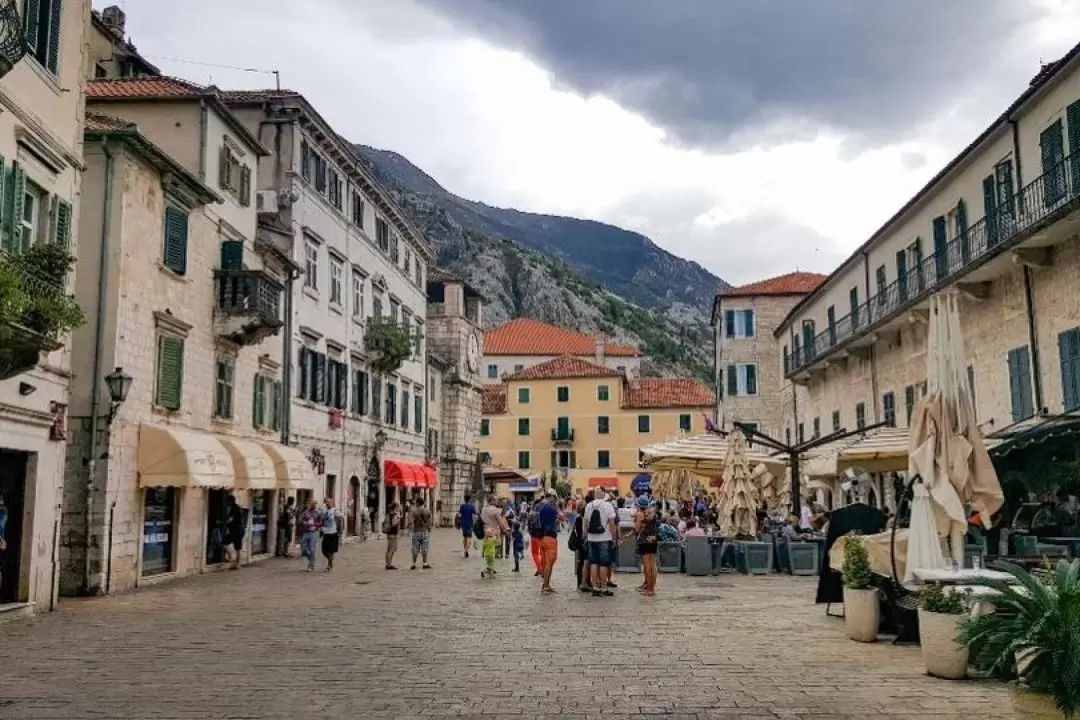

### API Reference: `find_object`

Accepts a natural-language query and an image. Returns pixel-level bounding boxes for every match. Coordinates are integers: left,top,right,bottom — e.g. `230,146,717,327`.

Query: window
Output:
328,169,343,210
826,306,836,346
517,387,530,404
478,451,491,465
329,256,344,306
725,363,757,397
850,287,860,329
414,261,423,287
832,411,841,432
213,358,234,419
517,451,530,470
513,364,523,372
797,423,804,444
883,392,896,427
390,233,400,263
556,386,570,403
1040,120,1066,207
414,394,423,433
26,0,62,74
517,418,530,436
724,309,755,339
371,378,382,420
875,265,887,308
597,416,609,434
385,382,397,424
300,140,313,182
155,335,184,410
597,450,610,469
304,241,318,290
389,299,399,323
812,417,820,439
372,295,383,321
855,402,866,430
352,369,369,415
402,386,410,428
401,309,412,339
597,384,610,401
15,180,44,252
351,272,365,319
679,414,691,432
253,375,282,430
162,206,189,275
487,364,498,379
218,144,250,206
905,384,917,425
637,415,651,433
375,218,390,252
1058,329,1080,412
413,320,424,360
555,416,570,440
351,190,365,227
1008,345,1034,421
404,249,412,275
480,418,490,436
553,450,575,469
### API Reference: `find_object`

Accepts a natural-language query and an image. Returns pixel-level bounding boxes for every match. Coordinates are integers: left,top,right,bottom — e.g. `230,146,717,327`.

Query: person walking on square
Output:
511,521,524,572
536,490,563,593
384,503,403,570
410,497,433,570
527,501,544,575
457,494,477,558
224,495,246,570
318,497,344,571
480,495,507,578
298,499,321,572
276,496,296,557
635,496,660,596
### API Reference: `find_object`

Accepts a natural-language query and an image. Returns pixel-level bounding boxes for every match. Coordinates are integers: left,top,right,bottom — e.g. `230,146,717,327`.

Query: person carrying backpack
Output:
582,492,617,597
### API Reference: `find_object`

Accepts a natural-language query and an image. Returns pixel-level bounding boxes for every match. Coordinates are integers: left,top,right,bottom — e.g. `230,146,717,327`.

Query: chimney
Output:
594,338,606,364
101,6,126,39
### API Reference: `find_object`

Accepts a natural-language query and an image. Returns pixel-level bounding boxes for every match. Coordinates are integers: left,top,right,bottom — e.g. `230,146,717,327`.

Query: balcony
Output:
786,151,1080,379
551,427,575,445
214,268,283,346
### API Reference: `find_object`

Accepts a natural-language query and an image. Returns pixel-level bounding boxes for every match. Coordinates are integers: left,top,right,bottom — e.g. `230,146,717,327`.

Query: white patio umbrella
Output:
908,291,1004,570
716,429,759,538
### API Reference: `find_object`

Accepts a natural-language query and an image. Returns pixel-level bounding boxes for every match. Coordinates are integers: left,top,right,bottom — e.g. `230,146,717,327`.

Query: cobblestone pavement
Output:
0,529,1008,719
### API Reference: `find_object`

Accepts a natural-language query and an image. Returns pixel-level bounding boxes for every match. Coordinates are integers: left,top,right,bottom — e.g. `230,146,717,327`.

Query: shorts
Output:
461,525,473,539
637,542,658,555
386,535,399,552
321,533,340,556
412,531,430,556
587,541,613,566
539,536,558,565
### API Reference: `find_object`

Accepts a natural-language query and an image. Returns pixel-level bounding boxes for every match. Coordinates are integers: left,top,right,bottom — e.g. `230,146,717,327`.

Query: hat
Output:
635,496,651,510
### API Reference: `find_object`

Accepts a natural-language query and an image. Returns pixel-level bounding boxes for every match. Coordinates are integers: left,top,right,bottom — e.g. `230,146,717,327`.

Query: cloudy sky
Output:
98,1,1079,285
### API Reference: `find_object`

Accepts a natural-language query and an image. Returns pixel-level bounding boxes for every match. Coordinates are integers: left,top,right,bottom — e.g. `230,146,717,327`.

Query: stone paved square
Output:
0,530,1008,719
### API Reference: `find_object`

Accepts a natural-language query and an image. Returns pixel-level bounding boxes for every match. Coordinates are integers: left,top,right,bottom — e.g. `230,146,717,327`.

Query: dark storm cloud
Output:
417,0,1044,148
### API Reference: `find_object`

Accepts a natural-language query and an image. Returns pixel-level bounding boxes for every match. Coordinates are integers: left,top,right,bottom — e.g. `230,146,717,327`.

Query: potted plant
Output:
959,559,1080,718
918,583,971,679
841,532,879,643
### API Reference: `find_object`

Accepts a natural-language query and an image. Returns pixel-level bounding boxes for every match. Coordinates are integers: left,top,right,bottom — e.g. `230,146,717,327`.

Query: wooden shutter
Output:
1060,330,1080,411
155,336,184,410
895,248,908,300
1008,346,1033,421
53,198,71,246
8,164,25,252
723,310,734,337
271,381,282,431
1068,101,1080,192
45,0,61,73
745,364,757,395
336,363,347,409
905,385,915,425
253,374,265,428
826,306,836,345
24,0,41,55
955,199,968,264
220,240,243,270
1041,120,1065,206
239,166,252,207
219,146,230,190
313,354,326,404
726,364,737,397
297,348,310,399
932,215,948,278
743,309,754,337
163,207,188,274
414,395,422,432
849,287,859,329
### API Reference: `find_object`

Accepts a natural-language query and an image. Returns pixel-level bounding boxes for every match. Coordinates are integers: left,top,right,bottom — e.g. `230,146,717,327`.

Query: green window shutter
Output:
1067,101,1080,192
996,161,1016,214
297,348,309,400
726,364,737,397
24,0,41,55
1008,346,1034,421
414,395,422,433
982,175,998,246
955,199,968,264
163,207,188,274
8,163,26,252
905,385,915,425
220,240,243,270
724,309,735,338
253,374,265,428
745,364,757,395
557,417,569,436
45,0,61,73
219,146,230,190
313,353,326,404
271,381,282,431
53,198,71,246
743,309,754,336
895,248,908,300
932,215,948,279
239,166,252,207
1040,120,1066,206
1059,331,1080,412
826,305,836,345
849,287,859,328
155,336,184,410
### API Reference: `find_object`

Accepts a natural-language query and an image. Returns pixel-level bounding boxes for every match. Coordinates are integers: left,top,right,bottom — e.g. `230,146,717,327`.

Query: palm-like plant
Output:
958,559,1080,718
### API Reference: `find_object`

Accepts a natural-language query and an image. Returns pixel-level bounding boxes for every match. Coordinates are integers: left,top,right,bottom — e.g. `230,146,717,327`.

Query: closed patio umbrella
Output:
716,429,759,538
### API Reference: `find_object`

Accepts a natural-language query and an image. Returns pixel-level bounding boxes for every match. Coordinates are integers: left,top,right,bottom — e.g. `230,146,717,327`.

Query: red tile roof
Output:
481,385,506,414
507,355,622,382
718,271,826,298
87,77,208,99
622,378,714,409
219,89,300,103
484,318,640,357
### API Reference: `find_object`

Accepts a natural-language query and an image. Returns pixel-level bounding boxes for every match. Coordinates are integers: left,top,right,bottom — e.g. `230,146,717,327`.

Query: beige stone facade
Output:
778,45,1080,468
0,0,90,611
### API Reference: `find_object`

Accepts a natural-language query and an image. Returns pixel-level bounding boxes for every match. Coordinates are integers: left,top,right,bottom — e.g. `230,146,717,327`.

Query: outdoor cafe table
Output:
908,567,1016,585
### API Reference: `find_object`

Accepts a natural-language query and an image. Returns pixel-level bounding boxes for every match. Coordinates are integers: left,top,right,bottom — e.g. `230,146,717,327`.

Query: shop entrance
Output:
205,489,230,565
347,476,360,535
250,490,271,556
0,450,28,603
141,487,176,577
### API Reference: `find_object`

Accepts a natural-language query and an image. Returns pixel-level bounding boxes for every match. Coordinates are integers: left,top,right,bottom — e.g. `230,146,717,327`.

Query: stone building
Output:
0,0,90,613
777,42,1080,468
712,272,823,443
88,5,158,80
481,317,642,381
425,268,484,524
63,77,310,595
221,90,435,534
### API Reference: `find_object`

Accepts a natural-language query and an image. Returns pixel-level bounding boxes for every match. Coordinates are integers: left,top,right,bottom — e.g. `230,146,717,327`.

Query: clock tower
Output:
424,269,485,524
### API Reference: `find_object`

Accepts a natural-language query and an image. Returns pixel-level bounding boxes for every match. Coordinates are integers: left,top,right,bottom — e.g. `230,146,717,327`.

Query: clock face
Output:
466,333,480,372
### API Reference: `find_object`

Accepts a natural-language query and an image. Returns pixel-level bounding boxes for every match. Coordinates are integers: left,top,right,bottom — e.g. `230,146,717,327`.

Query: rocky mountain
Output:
352,145,728,382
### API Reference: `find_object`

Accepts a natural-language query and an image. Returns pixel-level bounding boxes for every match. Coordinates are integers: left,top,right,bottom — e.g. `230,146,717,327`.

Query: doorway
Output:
250,490,271,555
141,487,177,577
347,476,360,535
205,489,230,565
0,450,28,603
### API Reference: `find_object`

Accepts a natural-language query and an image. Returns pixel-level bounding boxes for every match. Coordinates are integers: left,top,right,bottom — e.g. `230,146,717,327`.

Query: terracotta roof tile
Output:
84,112,132,132
484,318,640,357
481,385,506,414
87,77,208,99
718,271,826,298
507,355,622,382
622,378,714,409
219,89,300,103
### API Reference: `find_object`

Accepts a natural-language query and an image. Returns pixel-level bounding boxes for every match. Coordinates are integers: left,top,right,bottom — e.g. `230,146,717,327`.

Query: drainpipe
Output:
862,250,881,422
198,101,208,181
1010,118,1044,412
281,269,296,445
84,140,116,595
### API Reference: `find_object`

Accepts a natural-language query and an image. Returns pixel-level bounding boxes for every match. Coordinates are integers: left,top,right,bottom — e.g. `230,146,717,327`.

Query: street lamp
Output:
104,366,132,423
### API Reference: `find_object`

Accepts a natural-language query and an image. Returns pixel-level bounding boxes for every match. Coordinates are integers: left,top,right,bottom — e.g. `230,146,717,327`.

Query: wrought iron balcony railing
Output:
550,427,575,444
786,151,1080,375
215,268,282,322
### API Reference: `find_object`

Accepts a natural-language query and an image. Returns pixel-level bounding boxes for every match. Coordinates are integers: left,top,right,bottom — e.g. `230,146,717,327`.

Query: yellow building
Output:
479,355,713,496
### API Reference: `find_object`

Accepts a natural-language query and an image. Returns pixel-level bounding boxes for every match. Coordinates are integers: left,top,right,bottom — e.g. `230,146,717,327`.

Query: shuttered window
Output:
270,380,282,431
905,384,916,426
214,358,234,419
1058,329,1080,412
812,417,820,439
385,382,396,423
1067,100,1080,191
53,198,71,246
414,394,423,433
1040,120,1066,207
239,166,252,207
637,415,651,433
855,402,866,430
155,335,184,410
26,0,62,74
597,416,610,434
1007,345,1034,422
252,374,266,428
352,369,369,415
832,410,841,432
162,206,188,275
724,309,754,338
402,387,410,428
517,418,530,436
849,287,859,329
726,364,757,397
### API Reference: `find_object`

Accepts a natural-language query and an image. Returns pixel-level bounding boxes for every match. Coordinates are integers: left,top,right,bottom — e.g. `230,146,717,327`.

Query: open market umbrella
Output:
716,429,759,538
908,291,1004,567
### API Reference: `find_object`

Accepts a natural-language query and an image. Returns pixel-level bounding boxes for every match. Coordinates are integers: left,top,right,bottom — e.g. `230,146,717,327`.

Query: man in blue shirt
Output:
457,495,477,558
536,491,563,594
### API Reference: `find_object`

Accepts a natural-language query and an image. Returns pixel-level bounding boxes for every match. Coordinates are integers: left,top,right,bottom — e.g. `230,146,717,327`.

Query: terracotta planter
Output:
1010,686,1063,719
843,586,879,643
917,609,969,679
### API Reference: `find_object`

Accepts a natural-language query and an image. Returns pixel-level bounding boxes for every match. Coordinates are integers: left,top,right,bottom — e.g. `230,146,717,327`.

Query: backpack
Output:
587,504,605,534
472,515,485,540
567,522,582,552
527,508,543,536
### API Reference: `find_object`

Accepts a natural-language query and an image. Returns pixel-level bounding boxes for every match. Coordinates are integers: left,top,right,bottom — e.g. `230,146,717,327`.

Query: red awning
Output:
588,477,618,488
420,466,437,489
384,460,420,488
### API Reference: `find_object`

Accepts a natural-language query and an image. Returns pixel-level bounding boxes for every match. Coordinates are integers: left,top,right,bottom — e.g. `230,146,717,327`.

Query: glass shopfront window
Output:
251,491,271,555
142,487,176,576
206,489,229,565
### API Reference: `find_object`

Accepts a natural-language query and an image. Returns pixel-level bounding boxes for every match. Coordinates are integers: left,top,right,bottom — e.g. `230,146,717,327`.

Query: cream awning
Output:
837,427,913,473
261,442,316,491
218,437,277,490
137,424,235,488
641,433,787,477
